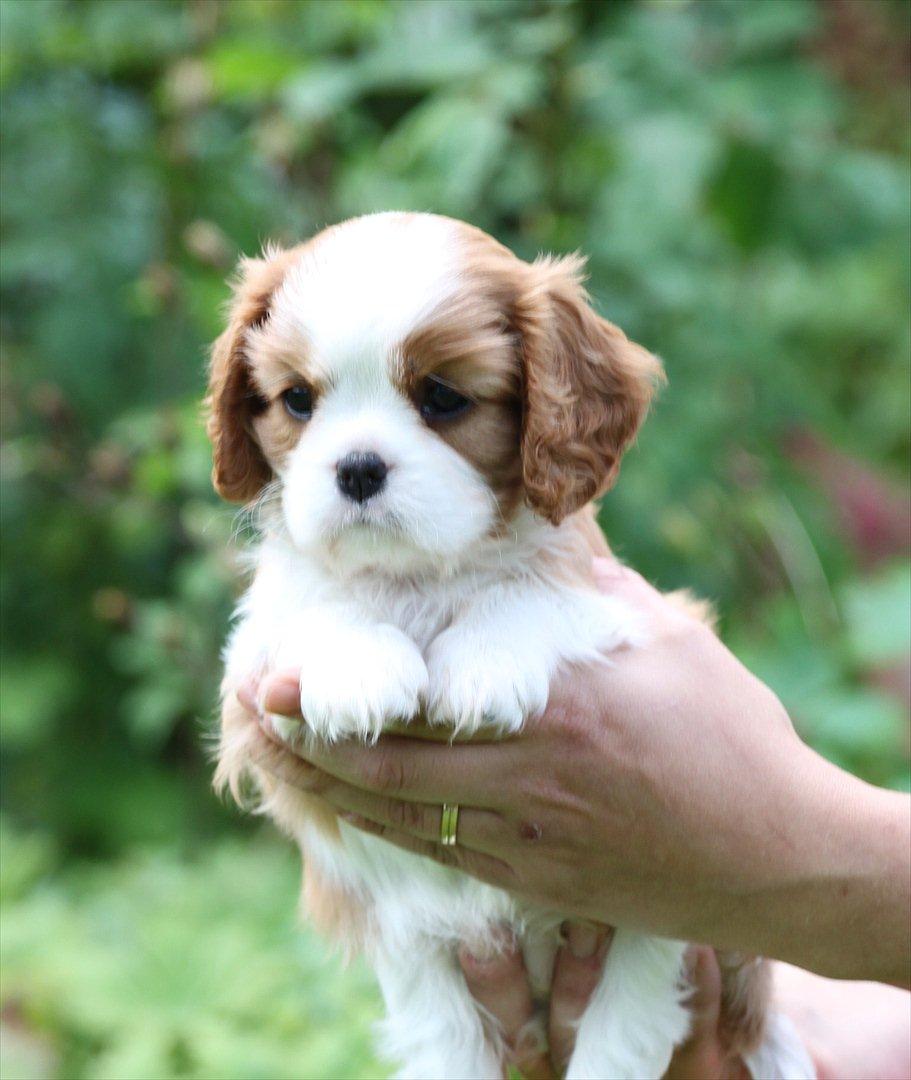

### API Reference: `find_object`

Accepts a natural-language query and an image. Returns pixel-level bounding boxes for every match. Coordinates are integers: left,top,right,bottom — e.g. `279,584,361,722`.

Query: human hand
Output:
461,939,911,1079
458,935,750,1080
239,558,810,934
238,556,909,983
457,922,612,1080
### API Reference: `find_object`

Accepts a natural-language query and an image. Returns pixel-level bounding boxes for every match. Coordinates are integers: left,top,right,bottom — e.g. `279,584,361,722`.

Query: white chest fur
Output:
221,527,812,1079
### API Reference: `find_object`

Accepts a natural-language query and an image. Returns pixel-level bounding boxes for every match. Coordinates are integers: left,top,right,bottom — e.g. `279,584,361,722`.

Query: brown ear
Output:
516,255,664,525
206,245,300,503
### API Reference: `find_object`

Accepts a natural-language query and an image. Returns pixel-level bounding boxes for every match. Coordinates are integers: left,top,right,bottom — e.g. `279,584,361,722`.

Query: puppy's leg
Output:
566,931,689,1080
271,608,428,742
425,583,642,735
374,943,503,1080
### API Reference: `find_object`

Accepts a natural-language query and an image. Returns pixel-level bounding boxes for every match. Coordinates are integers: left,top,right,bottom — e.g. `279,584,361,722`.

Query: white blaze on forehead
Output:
274,213,461,382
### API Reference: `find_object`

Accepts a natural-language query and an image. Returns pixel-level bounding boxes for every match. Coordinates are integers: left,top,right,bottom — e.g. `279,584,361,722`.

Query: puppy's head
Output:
207,213,662,572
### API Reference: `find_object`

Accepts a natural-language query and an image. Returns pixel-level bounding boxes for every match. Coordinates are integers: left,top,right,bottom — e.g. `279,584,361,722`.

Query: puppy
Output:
208,212,813,1079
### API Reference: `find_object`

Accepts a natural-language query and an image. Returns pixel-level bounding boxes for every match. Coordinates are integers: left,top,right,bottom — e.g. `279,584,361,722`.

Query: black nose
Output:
336,451,388,503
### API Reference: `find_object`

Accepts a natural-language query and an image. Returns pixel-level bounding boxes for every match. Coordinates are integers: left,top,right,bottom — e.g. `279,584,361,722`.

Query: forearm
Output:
773,961,911,1079
697,749,911,985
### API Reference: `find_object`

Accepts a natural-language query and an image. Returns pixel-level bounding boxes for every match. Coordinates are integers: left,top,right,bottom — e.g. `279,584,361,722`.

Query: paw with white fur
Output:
277,623,427,742
423,627,549,735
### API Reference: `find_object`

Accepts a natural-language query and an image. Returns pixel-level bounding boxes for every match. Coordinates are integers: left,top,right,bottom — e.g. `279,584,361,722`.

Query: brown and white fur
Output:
208,212,813,1079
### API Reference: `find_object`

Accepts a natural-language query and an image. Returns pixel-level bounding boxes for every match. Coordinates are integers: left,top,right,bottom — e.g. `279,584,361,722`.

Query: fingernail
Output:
566,921,600,960
262,670,301,717
236,674,262,716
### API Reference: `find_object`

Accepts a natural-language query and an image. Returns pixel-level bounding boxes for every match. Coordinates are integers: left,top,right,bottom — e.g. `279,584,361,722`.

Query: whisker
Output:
230,479,284,545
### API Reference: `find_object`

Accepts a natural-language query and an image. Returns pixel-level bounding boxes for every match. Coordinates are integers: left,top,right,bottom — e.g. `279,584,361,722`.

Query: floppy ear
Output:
516,255,664,525
206,245,299,503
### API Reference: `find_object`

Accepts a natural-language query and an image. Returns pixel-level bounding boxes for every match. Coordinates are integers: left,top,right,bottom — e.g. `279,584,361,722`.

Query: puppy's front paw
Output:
287,626,427,742
424,630,549,735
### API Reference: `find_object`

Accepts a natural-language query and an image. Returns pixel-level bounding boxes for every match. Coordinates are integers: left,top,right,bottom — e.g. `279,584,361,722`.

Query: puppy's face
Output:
207,213,661,574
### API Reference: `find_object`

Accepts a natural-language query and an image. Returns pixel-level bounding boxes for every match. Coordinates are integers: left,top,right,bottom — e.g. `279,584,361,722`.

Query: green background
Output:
1,1,909,1077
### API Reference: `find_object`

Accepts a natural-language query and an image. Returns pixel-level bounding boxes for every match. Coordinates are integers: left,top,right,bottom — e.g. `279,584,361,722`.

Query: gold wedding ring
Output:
440,803,460,847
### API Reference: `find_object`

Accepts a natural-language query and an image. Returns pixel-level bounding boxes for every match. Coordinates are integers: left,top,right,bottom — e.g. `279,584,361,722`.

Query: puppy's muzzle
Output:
336,451,388,503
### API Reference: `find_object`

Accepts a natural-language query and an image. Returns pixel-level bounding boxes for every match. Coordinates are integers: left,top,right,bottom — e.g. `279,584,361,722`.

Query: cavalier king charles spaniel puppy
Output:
208,212,813,1079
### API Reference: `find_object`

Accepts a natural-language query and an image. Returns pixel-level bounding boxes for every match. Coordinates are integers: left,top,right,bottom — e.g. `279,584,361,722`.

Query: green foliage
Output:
1,821,383,1079
1,1,908,1077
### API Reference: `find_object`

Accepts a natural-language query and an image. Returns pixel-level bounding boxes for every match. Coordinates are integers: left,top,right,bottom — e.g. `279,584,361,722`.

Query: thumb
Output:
591,557,669,619
262,669,303,717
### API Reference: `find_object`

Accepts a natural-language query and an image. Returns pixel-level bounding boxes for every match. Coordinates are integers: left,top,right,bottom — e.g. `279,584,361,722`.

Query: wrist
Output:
797,755,908,983
732,746,909,983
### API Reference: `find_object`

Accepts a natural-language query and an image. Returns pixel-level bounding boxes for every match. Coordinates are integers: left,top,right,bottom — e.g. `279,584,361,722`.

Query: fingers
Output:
548,923,612,1073
459,920,613,1079
664,947,748,1080
264,672,505,745
260,670,301,717
242,671,515,807
261,714,508,809
330,787,504,853
341,812,515,888
664,946,722,1080
236,672,263,716
239,695,510,861
244,719,326,792
459,932,553,1080
238,676,515,853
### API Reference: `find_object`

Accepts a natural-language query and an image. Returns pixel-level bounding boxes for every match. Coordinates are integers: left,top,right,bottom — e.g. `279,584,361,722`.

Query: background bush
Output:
1,1,908,1077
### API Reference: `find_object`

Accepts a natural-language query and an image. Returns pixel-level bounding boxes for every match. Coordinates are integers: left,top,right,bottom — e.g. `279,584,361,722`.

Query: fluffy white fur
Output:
225,529,693,1080
216,213,815,1079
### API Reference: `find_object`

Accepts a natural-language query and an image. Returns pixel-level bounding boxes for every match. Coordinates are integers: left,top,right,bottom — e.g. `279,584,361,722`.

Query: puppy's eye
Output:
420,376,471,421
281,386,313,420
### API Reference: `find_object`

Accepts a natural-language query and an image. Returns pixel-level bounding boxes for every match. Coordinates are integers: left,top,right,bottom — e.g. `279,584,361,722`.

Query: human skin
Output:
241,556,910,988
463,940,755,1080
457,938,911,1079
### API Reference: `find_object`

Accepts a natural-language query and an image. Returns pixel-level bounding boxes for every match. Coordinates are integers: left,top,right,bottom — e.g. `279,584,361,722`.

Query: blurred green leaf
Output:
841,562,911,667
797,687,907,761
708,137,783,251
205,41,302,103
0,659,77,749
0,836,385,1079
1,0,909,1073
0,817,57,903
